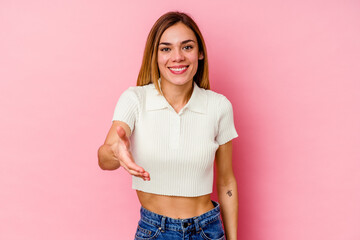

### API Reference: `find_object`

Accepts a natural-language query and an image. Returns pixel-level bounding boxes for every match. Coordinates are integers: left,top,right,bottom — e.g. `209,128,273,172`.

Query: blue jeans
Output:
134,200,225,240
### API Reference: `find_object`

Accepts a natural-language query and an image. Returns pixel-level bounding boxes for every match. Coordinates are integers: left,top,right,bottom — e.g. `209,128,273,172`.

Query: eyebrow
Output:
159,39,196,46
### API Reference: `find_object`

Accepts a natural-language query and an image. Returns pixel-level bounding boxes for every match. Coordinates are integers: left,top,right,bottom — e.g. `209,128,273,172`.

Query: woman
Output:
98,11,238,240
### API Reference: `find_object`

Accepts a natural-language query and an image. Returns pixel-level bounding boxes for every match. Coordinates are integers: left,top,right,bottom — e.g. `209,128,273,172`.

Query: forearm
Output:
97,144,120,170
217,180,238,240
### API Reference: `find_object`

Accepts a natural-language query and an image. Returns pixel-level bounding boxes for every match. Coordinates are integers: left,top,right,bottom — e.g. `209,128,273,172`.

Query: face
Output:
157,22,203,87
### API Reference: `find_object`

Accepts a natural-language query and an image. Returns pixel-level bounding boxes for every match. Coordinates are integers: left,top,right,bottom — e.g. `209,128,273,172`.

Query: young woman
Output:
98,11,238,240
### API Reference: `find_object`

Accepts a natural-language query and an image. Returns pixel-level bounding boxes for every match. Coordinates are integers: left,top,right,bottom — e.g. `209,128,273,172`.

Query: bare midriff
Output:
136,190,215,219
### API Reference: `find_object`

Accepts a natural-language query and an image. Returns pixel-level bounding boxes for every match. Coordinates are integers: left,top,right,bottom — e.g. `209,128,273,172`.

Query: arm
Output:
98,143,120,170
98,121,131,170
215,140,238,240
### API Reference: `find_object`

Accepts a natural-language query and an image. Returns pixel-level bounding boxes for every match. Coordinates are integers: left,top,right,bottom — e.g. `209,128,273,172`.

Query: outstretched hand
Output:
114,126,150,181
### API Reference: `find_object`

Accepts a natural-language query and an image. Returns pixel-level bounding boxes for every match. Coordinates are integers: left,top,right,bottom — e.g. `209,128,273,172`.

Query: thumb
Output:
116,126,130,148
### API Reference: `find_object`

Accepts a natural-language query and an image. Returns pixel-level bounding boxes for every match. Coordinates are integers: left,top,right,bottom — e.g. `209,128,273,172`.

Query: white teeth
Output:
169,67,187,71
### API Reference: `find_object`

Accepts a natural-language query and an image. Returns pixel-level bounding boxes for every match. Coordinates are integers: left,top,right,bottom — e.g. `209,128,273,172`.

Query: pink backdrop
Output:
1,0,359,239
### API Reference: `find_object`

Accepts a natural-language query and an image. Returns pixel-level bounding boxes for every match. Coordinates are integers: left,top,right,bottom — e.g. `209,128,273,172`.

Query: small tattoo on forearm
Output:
226,190,232,197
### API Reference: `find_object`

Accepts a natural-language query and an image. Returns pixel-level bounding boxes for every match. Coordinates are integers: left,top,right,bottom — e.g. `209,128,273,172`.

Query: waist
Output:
139,200,221,232
136,190,214,219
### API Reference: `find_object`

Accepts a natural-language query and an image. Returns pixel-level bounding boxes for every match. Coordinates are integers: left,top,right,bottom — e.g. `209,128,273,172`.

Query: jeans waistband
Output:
139,200,221,232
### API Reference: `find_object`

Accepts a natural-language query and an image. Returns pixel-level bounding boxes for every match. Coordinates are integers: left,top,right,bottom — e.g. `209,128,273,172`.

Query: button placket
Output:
169,113,181,149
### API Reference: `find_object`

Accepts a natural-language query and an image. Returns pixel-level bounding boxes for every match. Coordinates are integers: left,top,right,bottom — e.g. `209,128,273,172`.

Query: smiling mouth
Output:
168,65,189,74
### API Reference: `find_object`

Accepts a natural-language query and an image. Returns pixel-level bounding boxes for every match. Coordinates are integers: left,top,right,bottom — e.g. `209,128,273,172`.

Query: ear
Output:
198,52,204,60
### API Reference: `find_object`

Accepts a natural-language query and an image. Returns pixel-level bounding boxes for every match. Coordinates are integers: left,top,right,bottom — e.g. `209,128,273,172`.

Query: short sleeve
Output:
112,87,139,133
215,96,238,145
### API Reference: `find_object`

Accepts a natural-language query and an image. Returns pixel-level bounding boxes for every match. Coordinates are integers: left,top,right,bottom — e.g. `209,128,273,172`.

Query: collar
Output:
145,80,207,114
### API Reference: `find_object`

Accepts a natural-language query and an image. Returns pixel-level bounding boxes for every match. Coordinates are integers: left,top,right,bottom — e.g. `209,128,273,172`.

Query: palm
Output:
115,126,150,181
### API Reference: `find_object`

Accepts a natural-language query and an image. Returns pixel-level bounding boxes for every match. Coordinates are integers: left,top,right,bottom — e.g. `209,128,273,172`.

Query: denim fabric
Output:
134,201,225,240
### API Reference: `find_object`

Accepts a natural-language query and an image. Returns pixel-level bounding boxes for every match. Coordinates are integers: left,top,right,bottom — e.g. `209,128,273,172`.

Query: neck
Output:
160,80,194,113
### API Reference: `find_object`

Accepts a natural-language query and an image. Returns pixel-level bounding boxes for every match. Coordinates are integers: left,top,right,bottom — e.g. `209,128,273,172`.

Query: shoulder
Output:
122,83,153,95
197,88,235,123
200,88,233,107
119,83,154,101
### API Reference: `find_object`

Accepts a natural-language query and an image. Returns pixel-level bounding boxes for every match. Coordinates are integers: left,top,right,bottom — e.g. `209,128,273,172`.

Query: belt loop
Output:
160,216,166,232
194,217,201,233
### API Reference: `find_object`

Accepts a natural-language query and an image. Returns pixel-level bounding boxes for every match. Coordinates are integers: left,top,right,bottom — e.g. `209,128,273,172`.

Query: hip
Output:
134,200,225,240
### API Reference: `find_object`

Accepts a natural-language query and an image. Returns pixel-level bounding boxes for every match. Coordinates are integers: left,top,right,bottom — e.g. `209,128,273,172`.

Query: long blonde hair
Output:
137,11,210,93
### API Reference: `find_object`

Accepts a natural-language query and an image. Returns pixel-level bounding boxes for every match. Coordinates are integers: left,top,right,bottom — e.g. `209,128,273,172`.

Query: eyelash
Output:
160,47,171,52
160,45,194,52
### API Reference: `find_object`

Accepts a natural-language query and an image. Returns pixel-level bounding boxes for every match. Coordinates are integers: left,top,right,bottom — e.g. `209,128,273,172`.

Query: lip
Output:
168,65,189,75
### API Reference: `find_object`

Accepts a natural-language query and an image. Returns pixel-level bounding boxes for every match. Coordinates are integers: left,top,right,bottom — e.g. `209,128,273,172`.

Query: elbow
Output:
216,175,237,188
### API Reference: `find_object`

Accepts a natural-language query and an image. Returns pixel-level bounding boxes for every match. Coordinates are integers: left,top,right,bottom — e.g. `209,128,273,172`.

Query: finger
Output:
128,169,145,178
142,171,150,178
122,154,145,173
116,126,130,148
120,157,144,173
120,163,138,175
120,160,150,179
123,167,149,181
141,171,150,181
127,161,145,173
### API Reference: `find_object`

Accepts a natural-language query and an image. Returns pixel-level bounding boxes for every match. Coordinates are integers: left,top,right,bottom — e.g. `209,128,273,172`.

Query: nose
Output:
171,48,185,62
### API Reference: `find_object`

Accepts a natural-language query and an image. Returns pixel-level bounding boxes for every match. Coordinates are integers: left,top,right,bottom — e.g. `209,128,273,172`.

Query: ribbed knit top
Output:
112,81,238,197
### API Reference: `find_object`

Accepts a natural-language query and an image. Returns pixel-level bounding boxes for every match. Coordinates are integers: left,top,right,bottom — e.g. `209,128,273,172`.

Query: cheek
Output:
157,54,168,67
188,54,199,69
157,56,168,76
189,52,199,63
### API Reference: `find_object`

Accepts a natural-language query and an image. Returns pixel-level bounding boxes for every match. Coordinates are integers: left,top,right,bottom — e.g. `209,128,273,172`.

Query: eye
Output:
183,45,194,50
160,47,171,52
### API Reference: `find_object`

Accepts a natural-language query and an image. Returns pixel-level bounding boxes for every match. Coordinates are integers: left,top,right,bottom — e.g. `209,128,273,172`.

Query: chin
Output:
166,77,193,86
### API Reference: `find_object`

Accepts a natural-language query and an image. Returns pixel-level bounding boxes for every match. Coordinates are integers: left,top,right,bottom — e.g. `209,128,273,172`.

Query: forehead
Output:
160,22,197,43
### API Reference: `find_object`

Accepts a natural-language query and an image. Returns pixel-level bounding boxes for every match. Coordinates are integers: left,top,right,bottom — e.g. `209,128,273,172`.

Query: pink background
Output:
1,0,359,239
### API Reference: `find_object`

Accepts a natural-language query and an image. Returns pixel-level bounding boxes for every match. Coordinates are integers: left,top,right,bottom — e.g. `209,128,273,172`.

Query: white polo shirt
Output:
112,81,238,197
